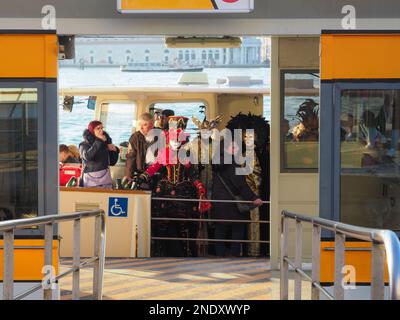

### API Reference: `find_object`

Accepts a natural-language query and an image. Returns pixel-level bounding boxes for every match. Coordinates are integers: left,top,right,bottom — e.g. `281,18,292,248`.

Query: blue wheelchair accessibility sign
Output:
108,197,128,217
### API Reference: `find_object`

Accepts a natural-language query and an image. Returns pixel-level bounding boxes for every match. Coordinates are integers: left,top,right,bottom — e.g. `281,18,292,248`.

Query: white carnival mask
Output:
169,140,182,151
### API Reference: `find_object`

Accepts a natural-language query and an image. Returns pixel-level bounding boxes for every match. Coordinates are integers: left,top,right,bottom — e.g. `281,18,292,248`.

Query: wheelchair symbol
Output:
110,198,126,216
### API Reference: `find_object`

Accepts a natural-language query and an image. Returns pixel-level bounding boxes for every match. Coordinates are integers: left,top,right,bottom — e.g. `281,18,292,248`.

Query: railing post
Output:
294,219,302,300
334,232,345,300
311,223,321,300
44,223,54,300
371,242,385,300
93,213,105,300
280,213,289,300
3,229,14,300
72,218,81,300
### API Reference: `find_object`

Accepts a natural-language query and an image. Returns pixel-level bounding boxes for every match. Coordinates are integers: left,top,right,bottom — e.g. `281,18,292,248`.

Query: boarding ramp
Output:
280,210,400,300
59,197,271,300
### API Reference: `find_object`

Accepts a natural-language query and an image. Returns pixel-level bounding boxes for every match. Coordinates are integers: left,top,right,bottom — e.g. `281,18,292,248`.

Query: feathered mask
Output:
192,115,222,131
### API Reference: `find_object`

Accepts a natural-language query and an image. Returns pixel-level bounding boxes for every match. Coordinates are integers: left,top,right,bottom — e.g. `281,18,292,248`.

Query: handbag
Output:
82,149,113,188
83,168,113,188
216,173,257,215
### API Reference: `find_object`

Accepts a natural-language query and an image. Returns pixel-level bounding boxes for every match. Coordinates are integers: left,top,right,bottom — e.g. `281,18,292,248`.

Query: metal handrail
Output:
151,217,270,224
152,197,270,204
280,210,400,300
1,210,106,300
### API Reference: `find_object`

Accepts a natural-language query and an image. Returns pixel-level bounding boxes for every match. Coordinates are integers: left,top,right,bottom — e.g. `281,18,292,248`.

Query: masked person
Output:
136,116,211,257
79,120,119,189
211,139,263,257
156,109,175,130
186,114,222,255
226,113,270,257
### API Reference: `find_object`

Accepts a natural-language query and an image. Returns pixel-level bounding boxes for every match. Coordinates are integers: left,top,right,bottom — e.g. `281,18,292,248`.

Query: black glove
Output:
132,173,149,190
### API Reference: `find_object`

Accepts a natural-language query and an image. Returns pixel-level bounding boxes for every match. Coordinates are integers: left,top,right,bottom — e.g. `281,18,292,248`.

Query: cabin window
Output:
100,102,137,148
281,70,320,172
149,102,206,140
191,50,196,61
0,88,38,220
340,89,400,229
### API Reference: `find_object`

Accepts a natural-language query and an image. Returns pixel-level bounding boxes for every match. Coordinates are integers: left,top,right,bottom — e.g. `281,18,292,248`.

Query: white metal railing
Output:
0,210,106,300
280,210,400,300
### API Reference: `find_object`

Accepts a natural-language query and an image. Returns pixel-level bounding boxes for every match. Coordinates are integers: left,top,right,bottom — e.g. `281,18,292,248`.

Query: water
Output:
59,67,272,146
58,67,316,147
60,67,271,89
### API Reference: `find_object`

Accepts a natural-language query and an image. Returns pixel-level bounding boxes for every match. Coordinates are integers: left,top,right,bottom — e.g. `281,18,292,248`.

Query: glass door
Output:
0,88,38,221
331,85,400,236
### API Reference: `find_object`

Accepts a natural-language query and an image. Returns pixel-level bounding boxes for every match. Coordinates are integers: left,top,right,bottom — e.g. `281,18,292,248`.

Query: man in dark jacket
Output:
79,121,119,188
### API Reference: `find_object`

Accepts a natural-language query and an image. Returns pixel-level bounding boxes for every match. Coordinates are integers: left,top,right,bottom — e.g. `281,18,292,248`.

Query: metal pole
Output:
294,219,302,300
93,213,105,300
151,237,269,244
3,229,14,300
371,242,385,300
152,197,270,204
334,232,345,300
44,223,54,300
311,224,321,300
280,214,289,300
151,217,270,224
72,219,81,300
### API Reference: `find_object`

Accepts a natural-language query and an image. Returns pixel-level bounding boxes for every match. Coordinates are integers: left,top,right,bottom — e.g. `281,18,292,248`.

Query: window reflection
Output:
282,72,320,170
0,88,38,221
341,89,400,231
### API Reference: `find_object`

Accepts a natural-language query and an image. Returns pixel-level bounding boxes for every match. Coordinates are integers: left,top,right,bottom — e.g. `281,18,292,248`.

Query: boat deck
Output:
59,258,274,300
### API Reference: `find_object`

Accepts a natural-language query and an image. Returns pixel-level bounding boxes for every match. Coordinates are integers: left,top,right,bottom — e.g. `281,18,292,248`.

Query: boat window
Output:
149,102,206,140
100,102,137,147
340,89,400,230
281,70,320,172
58,96,96,146
0,88,38,221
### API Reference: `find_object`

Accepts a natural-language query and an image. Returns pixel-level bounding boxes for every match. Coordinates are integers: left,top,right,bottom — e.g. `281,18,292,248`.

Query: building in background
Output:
61,37,269,68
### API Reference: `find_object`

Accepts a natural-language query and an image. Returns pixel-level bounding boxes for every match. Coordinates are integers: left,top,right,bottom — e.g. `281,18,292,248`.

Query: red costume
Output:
139,116,211,257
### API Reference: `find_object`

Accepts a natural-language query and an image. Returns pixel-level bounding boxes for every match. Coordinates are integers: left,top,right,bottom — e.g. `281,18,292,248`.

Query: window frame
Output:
147,99,210,138
280,69,320,173
98,99,138,139
0,80,57,237
320,81,400,231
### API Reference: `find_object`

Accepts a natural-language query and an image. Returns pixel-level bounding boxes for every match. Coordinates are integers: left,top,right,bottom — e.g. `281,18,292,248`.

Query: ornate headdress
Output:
168,116,189,130
192,115,222,130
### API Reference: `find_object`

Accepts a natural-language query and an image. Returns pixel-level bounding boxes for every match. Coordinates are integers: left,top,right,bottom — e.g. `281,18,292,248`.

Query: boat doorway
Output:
58,35,272,259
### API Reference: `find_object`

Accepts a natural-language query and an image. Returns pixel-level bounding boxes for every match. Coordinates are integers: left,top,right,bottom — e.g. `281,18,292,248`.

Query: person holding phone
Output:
79,120,119,188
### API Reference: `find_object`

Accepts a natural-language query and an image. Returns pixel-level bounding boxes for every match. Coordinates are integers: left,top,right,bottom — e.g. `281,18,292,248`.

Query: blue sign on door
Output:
108,197,128,217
